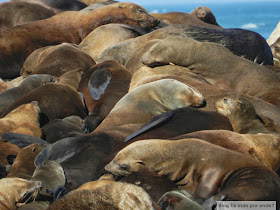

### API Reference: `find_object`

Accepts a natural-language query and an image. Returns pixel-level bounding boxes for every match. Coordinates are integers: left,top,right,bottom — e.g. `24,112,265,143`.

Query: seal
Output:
6,143,45,179
214,97,273,134
99,24,273,67
141,37,279,106
189,6,220,26
0,2,159,79
20,43,95,77
0,74,56,116
79,23,146,61
105,138,280,207
30,160,66,197
48,181,157,210
93,79,205,133
150,12,221,28
0,101,41,136
0,177,42,210
0,2,55,31
11,0,87,12
42,116,84,143
1,83,87,126
170,129,280,171
78,60,132,133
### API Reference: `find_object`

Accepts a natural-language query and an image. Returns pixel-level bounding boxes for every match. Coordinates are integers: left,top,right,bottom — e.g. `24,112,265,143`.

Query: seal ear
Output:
88,69,112,100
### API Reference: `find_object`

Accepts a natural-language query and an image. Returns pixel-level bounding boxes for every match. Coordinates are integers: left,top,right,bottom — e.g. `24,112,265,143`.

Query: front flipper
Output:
88,69,112,100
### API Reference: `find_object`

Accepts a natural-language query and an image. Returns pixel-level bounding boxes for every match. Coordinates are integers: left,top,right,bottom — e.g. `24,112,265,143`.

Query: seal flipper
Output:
124,110,174,142
1,132,49,148
88,69,112,100
34,136,93,167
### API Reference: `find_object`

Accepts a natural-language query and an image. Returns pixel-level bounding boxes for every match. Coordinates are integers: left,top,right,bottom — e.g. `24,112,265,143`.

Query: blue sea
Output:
141,1,280,40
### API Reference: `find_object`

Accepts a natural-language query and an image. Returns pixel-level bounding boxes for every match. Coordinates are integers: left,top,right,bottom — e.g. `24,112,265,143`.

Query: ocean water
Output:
142,1,280,40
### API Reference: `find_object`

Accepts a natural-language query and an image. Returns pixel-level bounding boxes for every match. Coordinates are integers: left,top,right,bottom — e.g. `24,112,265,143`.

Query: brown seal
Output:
99,24,272,68
105,138,280,207
141,37,278,106
0,140,21,165
170,129,280,171
30,160,66,196
1,84,87,126
78,60,132,133
0,101,40,136
0,2,159,79
0,74,56,116
48,181,157,210
127,65,280,133
0,177,42,210
189,6,220,26
20,43,95,77
0,2,55,31
150,12,221,29
79,23,146,61
214,97,273,134
93,79,204,133
7,143,45,179
11,0,87,12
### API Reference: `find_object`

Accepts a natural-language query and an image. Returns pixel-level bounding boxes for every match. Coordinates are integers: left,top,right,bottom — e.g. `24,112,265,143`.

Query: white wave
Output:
150,9,159,13
241,23,258,29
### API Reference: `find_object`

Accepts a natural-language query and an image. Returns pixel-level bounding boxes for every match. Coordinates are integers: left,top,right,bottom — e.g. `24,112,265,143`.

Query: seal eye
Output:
138,8,143,13
119,164,129,170
223,98,228,103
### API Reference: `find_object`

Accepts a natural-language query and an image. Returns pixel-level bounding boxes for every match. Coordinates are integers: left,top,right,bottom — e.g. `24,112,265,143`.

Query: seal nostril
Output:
223,98,228,103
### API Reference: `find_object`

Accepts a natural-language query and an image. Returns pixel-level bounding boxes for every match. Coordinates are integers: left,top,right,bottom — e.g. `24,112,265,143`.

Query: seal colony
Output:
0,1,279,209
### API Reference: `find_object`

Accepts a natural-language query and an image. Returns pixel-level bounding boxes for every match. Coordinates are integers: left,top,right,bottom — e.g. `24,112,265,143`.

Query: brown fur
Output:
128,65,280,133
0,2,55,31
141,37,279,106
99,24,272,67
215,97,273,134
93,79,204,133
0,2,159,79
0,177,42,210
189,6,219,26
7,143,45,179
10,122,42,138
1,84,87,126
150,12,220,28
0,74,56,116
20,43,95,77
0,140,21,165
48,181,156,210
57,68,83,90
0,101,40,136
79,23,146,61
105,139,280,203
171,130,280,171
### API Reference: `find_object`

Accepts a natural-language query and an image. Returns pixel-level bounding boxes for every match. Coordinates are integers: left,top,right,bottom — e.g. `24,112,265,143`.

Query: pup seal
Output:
105,138,280,205
0,177,42,210
30,160,66,197
214,97,273,134
48,181,157,210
